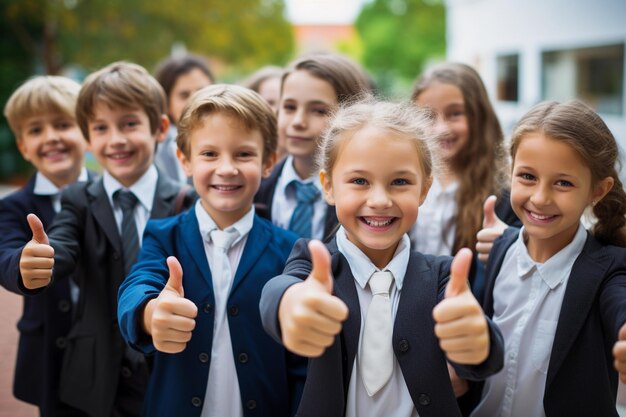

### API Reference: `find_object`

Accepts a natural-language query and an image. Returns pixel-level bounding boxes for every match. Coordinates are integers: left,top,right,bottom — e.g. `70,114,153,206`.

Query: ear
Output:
16,138,31,161
319,169,335,206
420,175,433,206
176,148,193,177
155,114,170,144
591,176,615,205
262,151,277,178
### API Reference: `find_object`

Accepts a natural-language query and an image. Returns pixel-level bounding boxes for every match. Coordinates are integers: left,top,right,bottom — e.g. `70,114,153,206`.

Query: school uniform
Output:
469,226,626,417
0,170,90,417
117,203,306,417
13,165,195,417
254,156,338,241
260,228,505,417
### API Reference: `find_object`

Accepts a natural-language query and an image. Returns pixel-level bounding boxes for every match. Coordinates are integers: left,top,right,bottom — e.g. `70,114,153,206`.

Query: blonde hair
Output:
4,76,81,139
76,61,166,141
317,98,439,181
511,100,626,247
177,84,277,162
412,62,508,253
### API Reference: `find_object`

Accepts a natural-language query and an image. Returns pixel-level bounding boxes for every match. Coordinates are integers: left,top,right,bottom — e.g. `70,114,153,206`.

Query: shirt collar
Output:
516,223,587,289
279,155,323,194
33,167,89,196
195,199,255,246
336,226,410,290
103,165,158,212
430,177,459,197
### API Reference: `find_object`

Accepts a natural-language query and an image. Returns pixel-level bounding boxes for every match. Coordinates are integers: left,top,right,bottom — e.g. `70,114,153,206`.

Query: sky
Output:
284,0,370,24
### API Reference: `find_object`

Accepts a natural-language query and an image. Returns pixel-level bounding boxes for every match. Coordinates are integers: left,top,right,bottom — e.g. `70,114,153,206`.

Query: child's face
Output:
17,112,87,188
278,70,337,161
88,103,167,188
414,82,468,165
169,68,212,124
511,133,612,261
258,76,281,114
321,127,431,268
178,113,275,229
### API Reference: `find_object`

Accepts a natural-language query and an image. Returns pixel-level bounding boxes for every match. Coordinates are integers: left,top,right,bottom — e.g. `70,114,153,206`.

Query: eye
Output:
391,178,409,186
91,124,107,133
27,126,42,135
282,103,296,112
518,172,536,181
312,107,329,116
55,120,73,130
351,178,368,186
201,150,217,158
555,179,573,187
237,151,256,159
122,119,139,129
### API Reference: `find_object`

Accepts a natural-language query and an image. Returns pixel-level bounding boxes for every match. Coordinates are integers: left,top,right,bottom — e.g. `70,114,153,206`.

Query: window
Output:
497,54,519,102
542,43,624,115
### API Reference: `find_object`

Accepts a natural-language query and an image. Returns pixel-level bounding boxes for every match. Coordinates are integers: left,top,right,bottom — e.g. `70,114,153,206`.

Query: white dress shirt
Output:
336,227,419,417
409,178,458,256
103,165,158,246
470,224,587,417
271,155,326,240
196,201,254,417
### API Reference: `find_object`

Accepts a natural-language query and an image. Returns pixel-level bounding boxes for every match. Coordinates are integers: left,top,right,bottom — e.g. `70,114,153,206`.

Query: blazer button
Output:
246,399,257,410
417,393,431,406
203,303,213,314
228,305,239,316
191,396,202,407
398,339,410,352
58,300,71,313
198,352,209,363
55,337,67,349
120,366,132,378
238,352,249,363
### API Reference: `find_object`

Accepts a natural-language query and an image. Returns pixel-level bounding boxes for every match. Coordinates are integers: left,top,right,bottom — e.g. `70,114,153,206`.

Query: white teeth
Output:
214,185,239,191
364,218,392,227
110,153,130,159
529,211,553,220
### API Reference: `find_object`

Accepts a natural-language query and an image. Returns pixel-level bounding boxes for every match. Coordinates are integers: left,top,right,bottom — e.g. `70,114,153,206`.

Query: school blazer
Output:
0,172,91,415
260,238,505,417
15,173,194,417
117,209,306,417
254,157,339,241
477,227,626,417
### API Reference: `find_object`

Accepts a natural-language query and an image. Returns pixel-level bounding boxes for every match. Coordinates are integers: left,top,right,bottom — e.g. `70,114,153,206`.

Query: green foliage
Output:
356,0,446,95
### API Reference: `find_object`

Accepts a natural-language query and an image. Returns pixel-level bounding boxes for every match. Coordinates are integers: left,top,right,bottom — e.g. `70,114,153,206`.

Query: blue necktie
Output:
114,189,140,275
288,181,320,238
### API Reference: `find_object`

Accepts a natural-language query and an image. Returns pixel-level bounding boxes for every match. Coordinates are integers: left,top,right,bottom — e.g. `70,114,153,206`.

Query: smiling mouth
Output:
439,138,457,149
360,216,396,228
41,148,68,158
212,185,242,191
108,151,134,160
524,208,558,222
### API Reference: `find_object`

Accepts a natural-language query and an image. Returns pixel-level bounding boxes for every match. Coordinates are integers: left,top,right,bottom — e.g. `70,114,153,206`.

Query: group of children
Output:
1,49,626,417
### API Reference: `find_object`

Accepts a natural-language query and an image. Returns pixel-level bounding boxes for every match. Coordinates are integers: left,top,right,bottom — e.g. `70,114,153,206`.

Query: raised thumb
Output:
308,240,333,293
27,213,49,244
446,248,472,298
483,195,498,228
165,256,184,296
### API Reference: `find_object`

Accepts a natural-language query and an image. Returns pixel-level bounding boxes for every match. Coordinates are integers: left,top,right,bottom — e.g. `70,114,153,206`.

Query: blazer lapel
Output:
179,209,214,296
483,228,518,316
546,234,609,389
87,180,122,250
229,216,270,294
150,172,179,218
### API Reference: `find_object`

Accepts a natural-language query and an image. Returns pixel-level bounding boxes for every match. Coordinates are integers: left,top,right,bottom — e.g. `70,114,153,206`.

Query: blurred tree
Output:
355,0,445,94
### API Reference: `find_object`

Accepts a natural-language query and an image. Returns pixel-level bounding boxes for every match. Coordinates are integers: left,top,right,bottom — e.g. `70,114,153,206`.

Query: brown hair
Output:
411,62,508,253
76,61,167,141
282,53,372,105
177,84,277,162
242,66,283,93
4,76,81,139
511,100,626,247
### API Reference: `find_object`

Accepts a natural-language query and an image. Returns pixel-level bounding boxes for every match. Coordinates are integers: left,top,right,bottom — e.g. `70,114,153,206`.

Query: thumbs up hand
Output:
142,256,198,353
476,195,508,263
613,322,626,383
19,213,55,289
433,248,490,364
278,240,349,357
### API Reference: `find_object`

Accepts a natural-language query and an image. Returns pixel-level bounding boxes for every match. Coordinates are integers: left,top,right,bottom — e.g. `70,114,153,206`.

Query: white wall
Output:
445,0,626,154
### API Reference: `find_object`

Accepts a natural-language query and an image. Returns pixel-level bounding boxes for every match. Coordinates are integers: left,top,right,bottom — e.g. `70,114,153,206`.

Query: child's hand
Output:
143,256,198,354
613,322,626,383
19,213,54,290
278,240,348,357
433,248,490,364
475,195,507,263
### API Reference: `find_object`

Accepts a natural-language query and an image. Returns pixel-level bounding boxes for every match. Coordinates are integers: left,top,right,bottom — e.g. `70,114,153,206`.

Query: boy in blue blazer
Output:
117,84,306,417
0,76,91,416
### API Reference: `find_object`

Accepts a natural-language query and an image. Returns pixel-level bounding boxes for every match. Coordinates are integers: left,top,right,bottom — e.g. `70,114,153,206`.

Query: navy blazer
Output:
260,238,504,417
474,227,626,417
117,209,306,417
254,157,339,241
11,173,194,417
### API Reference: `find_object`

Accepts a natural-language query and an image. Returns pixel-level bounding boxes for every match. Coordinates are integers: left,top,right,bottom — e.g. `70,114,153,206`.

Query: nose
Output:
43,124,60,142
530,183,552,207
109,127,127,145
366,185,392,209
216,156,238,176
433,113,451,136
292,108,307,130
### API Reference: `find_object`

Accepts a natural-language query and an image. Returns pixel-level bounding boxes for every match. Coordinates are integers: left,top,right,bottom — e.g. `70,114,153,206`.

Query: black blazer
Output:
254,157,338,241
472,227,626,417
260,238,504,417
0,172,95,415
15,173,194,417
